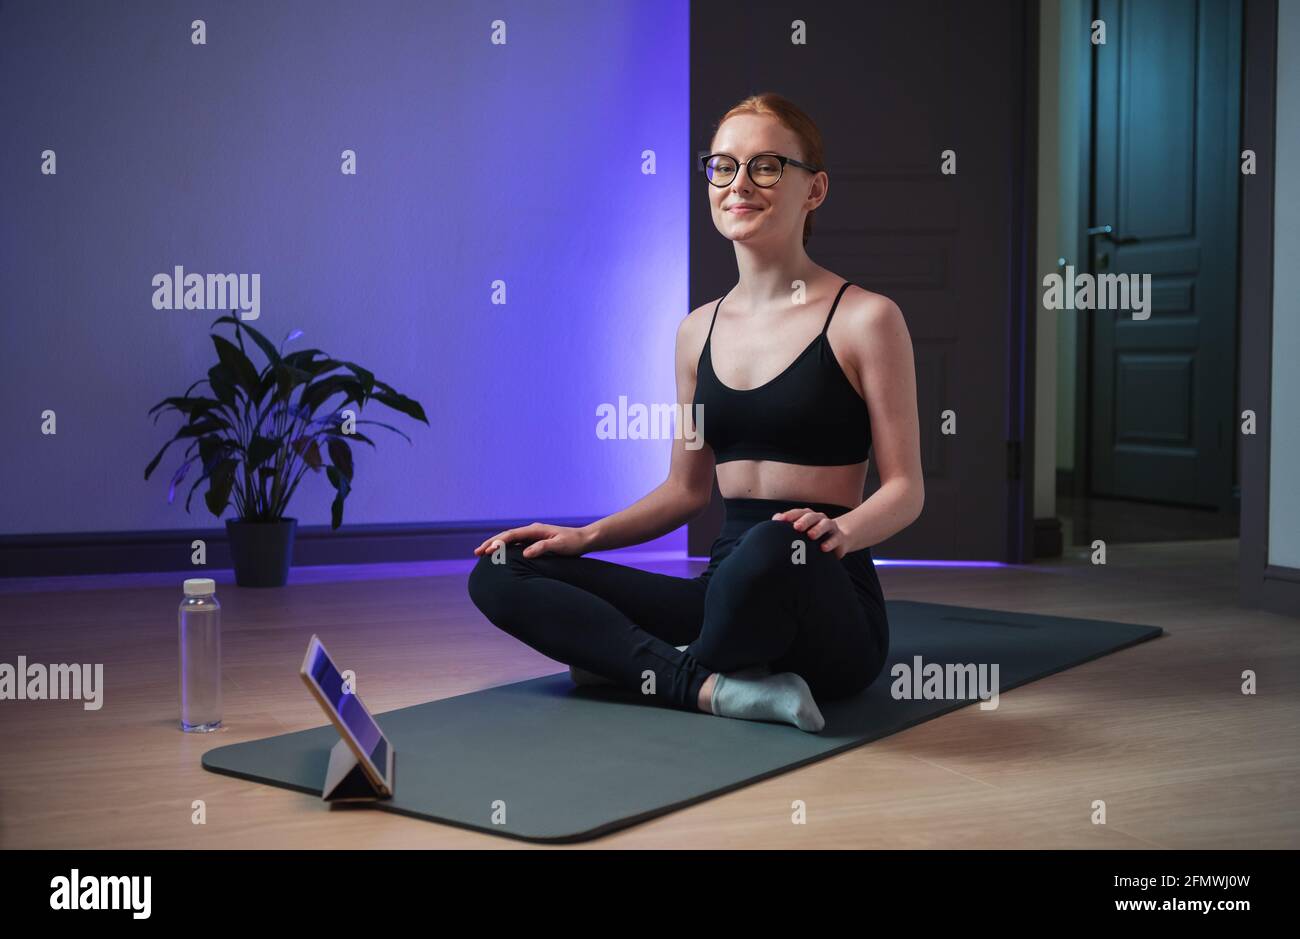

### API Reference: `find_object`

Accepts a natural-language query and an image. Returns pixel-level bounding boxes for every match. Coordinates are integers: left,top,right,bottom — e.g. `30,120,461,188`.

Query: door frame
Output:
1010,0,1040,564
1238,0,1300,614
1067,0,1096,546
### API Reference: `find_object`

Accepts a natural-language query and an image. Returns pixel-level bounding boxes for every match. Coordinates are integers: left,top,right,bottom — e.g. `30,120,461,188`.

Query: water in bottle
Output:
179,577,222,732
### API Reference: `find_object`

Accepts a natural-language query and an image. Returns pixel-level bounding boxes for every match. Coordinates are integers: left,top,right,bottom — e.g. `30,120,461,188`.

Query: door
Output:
1089,0,1241,509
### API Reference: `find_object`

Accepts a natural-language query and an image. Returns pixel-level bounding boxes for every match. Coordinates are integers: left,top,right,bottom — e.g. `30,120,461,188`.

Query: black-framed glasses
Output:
699,151,821,188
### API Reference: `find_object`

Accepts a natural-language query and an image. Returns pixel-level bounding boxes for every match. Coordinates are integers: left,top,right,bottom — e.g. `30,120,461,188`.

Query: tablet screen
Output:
305,642,388,775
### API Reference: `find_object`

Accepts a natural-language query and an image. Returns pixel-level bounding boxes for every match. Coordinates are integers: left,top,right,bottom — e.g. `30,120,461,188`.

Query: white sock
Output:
709,671,825,733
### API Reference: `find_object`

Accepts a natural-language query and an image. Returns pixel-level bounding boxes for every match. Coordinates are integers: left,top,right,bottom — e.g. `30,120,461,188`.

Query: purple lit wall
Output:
0,0,689,535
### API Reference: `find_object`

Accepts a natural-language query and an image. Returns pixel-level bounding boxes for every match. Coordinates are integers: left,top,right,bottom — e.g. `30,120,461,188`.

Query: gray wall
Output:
1270,0,1300,567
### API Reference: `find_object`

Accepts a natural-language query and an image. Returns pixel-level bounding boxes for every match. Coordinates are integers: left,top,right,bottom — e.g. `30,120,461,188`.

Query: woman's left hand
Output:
771,508,850,559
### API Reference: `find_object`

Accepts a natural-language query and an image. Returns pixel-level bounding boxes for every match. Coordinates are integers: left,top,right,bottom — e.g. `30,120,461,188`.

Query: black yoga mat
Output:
201,600,1162,842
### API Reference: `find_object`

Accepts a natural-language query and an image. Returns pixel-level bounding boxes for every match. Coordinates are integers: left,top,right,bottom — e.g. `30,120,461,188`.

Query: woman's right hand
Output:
472,523,595,559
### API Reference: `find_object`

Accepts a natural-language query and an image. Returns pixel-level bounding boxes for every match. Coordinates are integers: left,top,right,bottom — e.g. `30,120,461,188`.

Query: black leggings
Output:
467,497,890,712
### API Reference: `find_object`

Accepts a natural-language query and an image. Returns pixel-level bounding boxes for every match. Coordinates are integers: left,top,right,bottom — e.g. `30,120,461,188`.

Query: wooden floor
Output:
2,539,1297,849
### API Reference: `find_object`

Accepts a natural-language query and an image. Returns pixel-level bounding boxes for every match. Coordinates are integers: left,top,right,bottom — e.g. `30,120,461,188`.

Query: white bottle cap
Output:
184,578,216,596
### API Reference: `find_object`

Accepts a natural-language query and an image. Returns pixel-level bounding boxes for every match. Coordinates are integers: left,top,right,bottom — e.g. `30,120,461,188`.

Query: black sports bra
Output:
693,281,872,466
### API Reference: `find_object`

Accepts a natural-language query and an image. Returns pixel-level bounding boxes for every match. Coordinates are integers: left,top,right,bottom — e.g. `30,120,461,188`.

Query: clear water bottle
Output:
179,577,222,732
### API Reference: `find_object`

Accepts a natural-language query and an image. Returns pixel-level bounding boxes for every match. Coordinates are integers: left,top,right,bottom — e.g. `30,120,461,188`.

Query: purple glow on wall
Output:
0,0,690,536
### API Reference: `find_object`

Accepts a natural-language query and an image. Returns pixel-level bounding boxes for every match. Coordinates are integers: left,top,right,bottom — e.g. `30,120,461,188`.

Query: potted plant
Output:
145,315,428,587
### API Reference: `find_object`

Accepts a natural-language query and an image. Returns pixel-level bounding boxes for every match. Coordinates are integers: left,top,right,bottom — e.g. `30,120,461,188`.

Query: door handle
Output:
1088,224,1140,245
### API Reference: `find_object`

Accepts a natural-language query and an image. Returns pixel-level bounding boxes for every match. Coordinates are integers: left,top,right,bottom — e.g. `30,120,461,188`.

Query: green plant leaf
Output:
148,395,222,420
300,374,363,413
291,436,322,470
324,428,376,448
283,350,339,377
372,389,429,424
183,473,207,513
326,464,351,530
197,434,223,468
355,419,412,444
167,458,195,504
144,418,231,479
213,315,282,368
212,334,262,399
247,434,282,471
180,439,232,512
326,437,353,480
208,364,237,406
144,437,181,480
203,458,239,517
272,361,312,402
341,362,375,397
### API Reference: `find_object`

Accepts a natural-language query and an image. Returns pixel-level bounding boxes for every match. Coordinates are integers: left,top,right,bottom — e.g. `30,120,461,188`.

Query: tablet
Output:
299,634,395,797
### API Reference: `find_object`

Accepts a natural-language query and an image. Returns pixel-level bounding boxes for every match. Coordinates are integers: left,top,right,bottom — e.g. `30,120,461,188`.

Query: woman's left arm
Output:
833,295,925,553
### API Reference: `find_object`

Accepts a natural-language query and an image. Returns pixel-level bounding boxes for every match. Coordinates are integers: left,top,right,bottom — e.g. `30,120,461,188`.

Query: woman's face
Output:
706,113,824,246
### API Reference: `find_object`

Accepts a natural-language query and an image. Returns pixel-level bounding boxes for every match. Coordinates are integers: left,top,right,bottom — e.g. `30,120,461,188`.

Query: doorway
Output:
1046,0,1242,549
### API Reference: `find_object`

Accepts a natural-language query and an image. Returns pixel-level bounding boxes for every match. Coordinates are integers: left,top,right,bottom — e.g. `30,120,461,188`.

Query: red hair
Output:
710,93,826,246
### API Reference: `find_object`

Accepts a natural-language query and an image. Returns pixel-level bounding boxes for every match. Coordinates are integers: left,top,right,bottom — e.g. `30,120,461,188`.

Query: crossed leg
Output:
467,543,712,710
688,520,884,701
467,519,883,716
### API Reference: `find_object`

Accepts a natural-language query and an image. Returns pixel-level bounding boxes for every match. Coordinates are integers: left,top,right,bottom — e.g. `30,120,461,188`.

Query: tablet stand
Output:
321,738,391,802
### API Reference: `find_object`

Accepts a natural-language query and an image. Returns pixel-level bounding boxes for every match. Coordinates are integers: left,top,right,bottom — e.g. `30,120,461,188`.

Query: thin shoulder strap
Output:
705,293,725,343
821,281,854,334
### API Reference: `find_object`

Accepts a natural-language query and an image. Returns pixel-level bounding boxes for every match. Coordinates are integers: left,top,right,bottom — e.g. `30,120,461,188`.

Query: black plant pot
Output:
226,517,297,587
